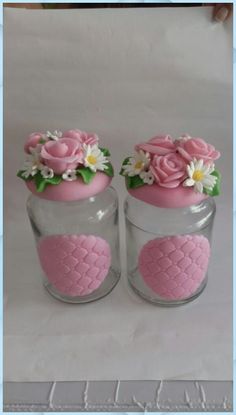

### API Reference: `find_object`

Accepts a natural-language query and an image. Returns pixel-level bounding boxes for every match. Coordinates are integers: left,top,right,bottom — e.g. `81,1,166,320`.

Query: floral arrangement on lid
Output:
120,134,221,197
17,129,114,193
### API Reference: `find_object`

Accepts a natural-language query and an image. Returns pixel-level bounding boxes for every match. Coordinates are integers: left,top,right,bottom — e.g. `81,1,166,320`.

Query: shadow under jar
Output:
125,195,216,306
27,187,120,303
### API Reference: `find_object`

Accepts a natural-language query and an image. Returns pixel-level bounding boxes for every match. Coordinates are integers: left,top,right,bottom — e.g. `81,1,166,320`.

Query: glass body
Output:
27,187,120,303
125,196,216,306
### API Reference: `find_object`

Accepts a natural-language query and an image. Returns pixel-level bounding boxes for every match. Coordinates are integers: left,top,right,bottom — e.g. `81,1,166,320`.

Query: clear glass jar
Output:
27,187,120,303
125,195,216,306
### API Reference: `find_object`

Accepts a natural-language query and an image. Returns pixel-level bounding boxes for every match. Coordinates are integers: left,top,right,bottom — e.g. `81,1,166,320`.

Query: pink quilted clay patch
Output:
138,235,210,300
38,234,111,297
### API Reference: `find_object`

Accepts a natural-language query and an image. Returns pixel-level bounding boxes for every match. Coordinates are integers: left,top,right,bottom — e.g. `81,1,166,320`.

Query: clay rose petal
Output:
136,135,176,156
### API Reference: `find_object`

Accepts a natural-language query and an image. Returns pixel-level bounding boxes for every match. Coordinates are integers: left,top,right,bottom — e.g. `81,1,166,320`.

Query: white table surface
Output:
4,6,232,382
3,380,233,412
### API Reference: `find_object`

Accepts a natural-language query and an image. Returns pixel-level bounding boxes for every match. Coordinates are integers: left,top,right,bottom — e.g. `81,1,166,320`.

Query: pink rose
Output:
24,132,44,153
176,137,220,163
136,135,176,156
150,153,187,188
41,137,83,174
62,129,99,146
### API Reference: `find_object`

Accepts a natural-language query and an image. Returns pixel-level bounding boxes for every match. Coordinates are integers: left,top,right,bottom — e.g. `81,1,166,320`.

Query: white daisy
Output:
21,145,43,178
21,163,38,179
140,169,155,185
83,144,108,172
41,166,54,179
46,130,62,140
183,158,217,193
122,150,150,177
62,169,77,181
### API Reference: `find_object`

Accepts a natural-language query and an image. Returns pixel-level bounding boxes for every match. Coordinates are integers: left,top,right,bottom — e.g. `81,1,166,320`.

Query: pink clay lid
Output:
120,133,221,208
17,129,114,202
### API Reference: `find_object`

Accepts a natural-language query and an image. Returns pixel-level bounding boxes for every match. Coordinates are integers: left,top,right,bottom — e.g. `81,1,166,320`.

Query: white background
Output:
4,6,232,381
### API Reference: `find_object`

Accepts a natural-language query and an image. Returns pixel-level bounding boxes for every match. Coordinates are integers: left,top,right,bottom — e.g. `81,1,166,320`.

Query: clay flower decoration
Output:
120,134,221,196
17,129,114,192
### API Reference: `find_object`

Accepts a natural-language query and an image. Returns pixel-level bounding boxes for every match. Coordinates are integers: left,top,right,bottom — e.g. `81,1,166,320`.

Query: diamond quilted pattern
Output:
138,235,210,300
38,234,111,297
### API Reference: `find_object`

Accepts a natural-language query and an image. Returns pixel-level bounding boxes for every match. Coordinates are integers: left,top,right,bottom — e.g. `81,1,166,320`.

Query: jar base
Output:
128,277,208,307
43,268,120,304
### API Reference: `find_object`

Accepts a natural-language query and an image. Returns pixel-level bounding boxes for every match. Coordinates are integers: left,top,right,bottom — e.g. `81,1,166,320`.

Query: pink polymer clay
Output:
26,172,111,202
138,234,210,300
128,184,207,209
38,234,111,297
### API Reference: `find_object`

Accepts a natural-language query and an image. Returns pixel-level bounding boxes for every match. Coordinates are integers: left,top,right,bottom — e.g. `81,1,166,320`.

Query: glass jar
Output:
125,195,216,306
27,187,120,303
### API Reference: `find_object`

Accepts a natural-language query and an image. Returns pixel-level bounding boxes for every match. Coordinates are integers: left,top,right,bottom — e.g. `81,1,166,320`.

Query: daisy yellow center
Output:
87,155,97,165
192,170,204,181
135,161,144,169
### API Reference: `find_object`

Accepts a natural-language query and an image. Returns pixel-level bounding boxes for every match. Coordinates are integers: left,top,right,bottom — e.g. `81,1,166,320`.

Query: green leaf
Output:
122,157,131,166
203,169,221,197
18,169,63,192
77,167,96,184
126,175,144,189
39,138,47,144
17,170,31,181
46,175,62,185
33,172,47,192
103,162,114,177
119,157,132,176
100,147,110,157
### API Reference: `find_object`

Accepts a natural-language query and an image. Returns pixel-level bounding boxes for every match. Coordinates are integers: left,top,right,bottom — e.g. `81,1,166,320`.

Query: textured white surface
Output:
3,380,233,412
4,7,232,381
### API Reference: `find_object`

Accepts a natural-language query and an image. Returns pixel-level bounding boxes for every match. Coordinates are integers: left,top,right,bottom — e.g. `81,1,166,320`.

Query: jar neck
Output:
125,194,216,235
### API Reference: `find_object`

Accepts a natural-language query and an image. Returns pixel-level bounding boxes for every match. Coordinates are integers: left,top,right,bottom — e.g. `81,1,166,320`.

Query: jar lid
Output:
17,129,114,201
120,134,221,208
